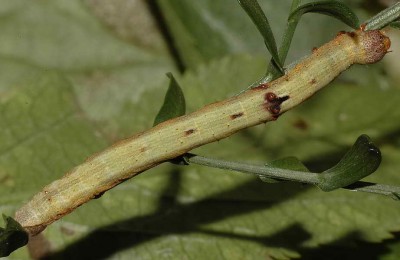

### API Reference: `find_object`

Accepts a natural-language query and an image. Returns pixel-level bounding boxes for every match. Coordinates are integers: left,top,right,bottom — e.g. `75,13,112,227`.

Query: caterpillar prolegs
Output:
14,29,391,236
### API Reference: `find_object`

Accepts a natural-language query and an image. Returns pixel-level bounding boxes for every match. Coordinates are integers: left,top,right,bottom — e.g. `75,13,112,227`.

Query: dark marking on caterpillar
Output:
263,92,290,118
348,31,356,38
312,47,318,53
253,83,269,90
277,95,289,103
140,147,147,153
93,191,105,199
269,104,281,115
310,78,317,85
230,112,244,120
265,92,277,102
184,129,196,136
337,31,346,37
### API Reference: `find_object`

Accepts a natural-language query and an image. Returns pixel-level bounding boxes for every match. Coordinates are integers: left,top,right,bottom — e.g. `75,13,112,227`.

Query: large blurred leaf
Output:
1,1,400,259
157,0,364,72
290,0,360,29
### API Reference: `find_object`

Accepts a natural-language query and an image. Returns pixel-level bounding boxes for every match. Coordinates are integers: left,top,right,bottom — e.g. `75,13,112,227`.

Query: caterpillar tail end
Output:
14,210,47,237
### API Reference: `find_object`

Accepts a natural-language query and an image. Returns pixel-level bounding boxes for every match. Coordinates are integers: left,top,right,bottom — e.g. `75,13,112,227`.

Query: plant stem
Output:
184,153,319,184
345,181,400,200
364,2,400,30
183,154,400,200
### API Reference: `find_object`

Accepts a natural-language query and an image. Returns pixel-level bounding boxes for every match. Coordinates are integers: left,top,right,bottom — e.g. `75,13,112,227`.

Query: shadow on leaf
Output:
43,168,311,259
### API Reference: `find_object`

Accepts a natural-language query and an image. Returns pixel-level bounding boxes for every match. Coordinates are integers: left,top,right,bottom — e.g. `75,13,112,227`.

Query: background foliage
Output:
1,0,400,259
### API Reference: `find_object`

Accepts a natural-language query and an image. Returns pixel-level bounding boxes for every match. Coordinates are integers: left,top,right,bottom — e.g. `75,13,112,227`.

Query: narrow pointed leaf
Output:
390,21,400,29
290,1,359,29
153,73,186,126
0,215,29,257
238,0,283,73
317,135,381,191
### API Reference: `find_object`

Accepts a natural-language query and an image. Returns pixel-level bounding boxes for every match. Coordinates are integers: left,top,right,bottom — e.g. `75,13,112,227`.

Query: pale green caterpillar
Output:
15,29,391,236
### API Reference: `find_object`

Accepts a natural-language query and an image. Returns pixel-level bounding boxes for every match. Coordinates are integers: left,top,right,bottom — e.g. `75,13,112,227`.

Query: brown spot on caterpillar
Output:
277,95,289,103
184,129,196,136
263,93,290,118
347,31,356,38
310,78,317,85
93,191,105,199
140,147,147,153
269,104,281,115
293,119,308,130
312,47,318,53
336,31,346,37
230,112,244,120
265,92,277,102
253,83,269,90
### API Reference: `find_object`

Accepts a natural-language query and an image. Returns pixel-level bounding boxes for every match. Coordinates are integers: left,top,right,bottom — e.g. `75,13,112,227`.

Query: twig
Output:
184,154,400,200
183,153,319,185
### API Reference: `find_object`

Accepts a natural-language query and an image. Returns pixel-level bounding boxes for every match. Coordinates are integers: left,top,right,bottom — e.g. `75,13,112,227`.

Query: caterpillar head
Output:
357,30,391,64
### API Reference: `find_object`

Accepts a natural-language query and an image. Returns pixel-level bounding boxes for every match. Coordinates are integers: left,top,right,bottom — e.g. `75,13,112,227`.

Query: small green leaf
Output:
0,215,29,257
390,21,400,29
317,135,382,191
237,0,284,73
290,0,360,29
261,156,309,183
258,136,382,193
267,156,309,172
153,73,186,126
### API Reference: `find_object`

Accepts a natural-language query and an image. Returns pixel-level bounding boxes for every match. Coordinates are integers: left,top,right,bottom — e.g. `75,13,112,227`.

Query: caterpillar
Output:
14,29,391,236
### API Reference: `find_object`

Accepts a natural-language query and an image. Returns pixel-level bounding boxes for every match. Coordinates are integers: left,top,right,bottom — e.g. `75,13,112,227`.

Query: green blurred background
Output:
1,0,400,259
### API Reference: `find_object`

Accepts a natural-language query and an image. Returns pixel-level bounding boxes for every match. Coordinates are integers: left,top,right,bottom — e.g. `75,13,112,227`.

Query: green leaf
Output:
317,135,382,191
0,215,28,257
290,0,360,29
238,0,284,73
261,156,309,183
153,73,186,126
266,156,309,172
157,0,353,71
257,135,382,192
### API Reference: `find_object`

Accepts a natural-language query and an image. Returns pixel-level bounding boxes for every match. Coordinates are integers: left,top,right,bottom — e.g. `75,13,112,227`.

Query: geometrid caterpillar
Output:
15,29,391,236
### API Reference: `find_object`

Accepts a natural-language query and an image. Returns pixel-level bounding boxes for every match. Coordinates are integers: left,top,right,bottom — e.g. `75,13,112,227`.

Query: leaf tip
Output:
0,215,29,257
